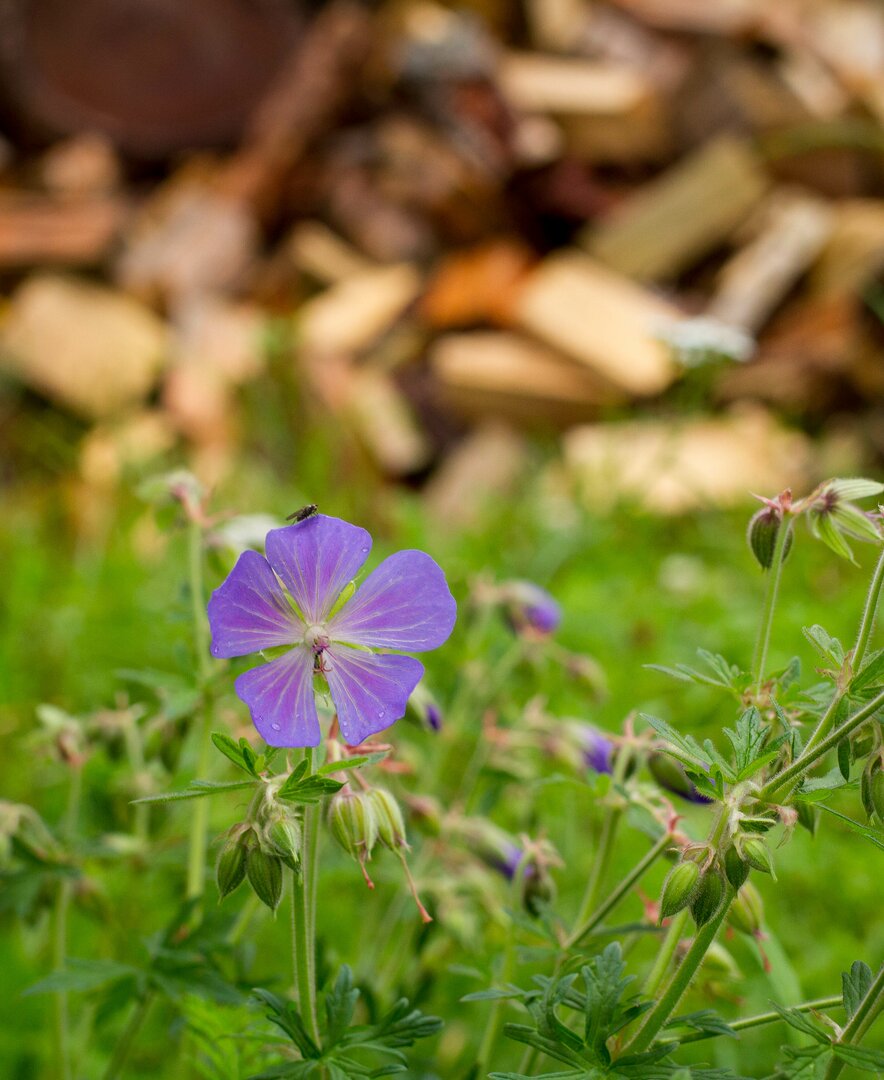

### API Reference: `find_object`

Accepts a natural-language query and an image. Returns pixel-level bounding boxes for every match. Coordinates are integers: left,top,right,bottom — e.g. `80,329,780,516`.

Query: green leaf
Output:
815,803,884,852
841,960,873,1019
326,966,360,1046
211,732,256,775
832,1043,884,1071
849,650,884,694
768,1003,830,1044
828,478,884,501
24,958,139,996
642,715,710,770
810,511,857,564
802,626,845,667
724,707,769,778
665,1010,737,1040
132,779,258,804
316,753,387,777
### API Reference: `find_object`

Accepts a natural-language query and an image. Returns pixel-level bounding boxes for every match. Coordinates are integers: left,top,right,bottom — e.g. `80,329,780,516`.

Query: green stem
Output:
292,748,321,1046
670,995,843,1046
802,545,884,759
475,857,529,1071
622,887,736,1056
642,910,689,1000
752,518,793,694
186,518,214,901
761,686,884,802
566,832,672,950
823,964,884,1080
573,749,633,931
53,765,82,1080
102,994,153,1080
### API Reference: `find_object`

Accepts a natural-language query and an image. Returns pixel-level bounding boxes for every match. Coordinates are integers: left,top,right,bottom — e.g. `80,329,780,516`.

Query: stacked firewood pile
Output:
1,0,883,517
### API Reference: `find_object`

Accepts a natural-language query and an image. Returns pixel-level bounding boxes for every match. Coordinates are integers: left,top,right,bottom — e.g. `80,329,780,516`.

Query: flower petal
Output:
265,515,371,625
234,648,321,747
328,550,456,652
208,550,302,659
323,646,424,746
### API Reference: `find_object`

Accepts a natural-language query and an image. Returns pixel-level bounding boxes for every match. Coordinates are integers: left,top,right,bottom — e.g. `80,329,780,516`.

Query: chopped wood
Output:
582,136,769,280
564,406,814,514
298,264,422,355
0,193,127,266
0,275,168,419
514,252,680,396
707,190,834,332
810,200,884,297
286,221,375,286
40,133,122,196
498,53,650,116
346,368,432,477
421,240,535,328
424,423,529,528
431,331,618,423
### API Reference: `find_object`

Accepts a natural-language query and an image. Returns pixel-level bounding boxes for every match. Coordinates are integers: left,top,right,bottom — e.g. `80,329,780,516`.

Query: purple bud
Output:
492,842,526,881
426,703,443,732
501,581,561,638
648,753,713,804
581,726,615,774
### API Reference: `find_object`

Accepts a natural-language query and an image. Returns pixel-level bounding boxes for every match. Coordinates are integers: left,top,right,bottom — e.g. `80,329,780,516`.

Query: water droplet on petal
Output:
361,546,369,553
271,722,281,731
377,709,386,719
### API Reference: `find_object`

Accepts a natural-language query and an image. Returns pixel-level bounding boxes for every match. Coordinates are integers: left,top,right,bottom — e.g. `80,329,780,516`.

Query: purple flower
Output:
648,753,713,805
500,581,561,638
207,515,456,748
581,726,615,774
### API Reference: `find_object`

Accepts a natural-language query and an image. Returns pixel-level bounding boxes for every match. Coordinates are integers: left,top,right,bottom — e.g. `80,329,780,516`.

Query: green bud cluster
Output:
690,867,725,927
747,505,792,570
728,881,765,938
861,756,884,822
737,835,775,878
329,790,378,865
659,859,700,920
215,797,305,912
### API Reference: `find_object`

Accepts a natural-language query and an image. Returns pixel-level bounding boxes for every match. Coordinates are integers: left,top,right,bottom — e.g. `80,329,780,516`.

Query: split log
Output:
0,274,167,419
0,193,127,266
514,251,680,396
430,330,618,423
707,190,834,332
582,136,769,280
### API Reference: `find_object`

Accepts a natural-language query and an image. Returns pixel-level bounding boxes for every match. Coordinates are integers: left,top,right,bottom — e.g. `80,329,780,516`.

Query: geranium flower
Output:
207,515,456,748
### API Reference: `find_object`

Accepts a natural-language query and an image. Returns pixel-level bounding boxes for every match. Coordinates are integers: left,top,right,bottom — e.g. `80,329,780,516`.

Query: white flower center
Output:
304,624,330,652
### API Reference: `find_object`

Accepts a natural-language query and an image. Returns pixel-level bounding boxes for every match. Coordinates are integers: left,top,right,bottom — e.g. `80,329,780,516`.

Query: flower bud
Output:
795,801,819,836
723,845,749,891
522,866,555,917
267,817,302,871
581,727,616,775
660,859,701,920
728,882,764,937
329,791,377,863
738,836,775,877
648,754,712,804
499,581,561,638
690,869,725,927
216,838,248,900
861,758,884,822
367,788,407,851
747,505,793,570
246,846,284,911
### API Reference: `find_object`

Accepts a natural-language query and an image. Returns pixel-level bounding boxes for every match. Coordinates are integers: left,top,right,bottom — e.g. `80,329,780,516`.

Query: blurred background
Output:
1,0,884,1076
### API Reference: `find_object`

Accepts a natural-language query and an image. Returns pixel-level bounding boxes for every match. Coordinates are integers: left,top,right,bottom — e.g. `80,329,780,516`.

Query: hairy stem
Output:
475,857,529,1071
823,964,884,1080
186,517,214,901
752,518,793,694
102,994,153,1080
761,686,884,802
567,832,672,950
292,747,321,1046
673,996,842,1045
622,887,736,1056
802,545,884,760
573,749,634,931
53,764,82,1080
642,910,689,1000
